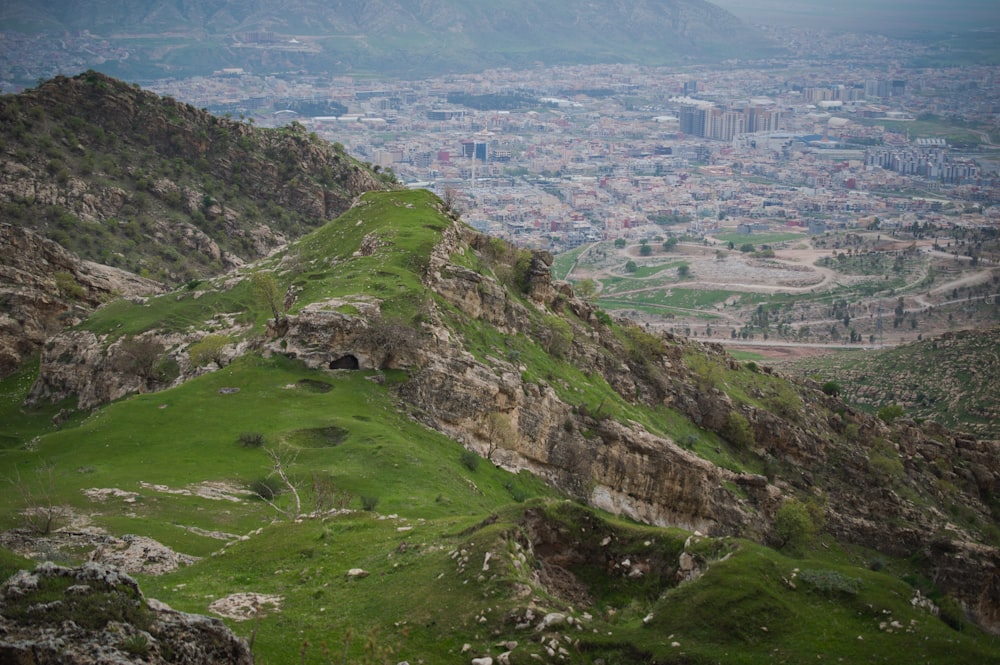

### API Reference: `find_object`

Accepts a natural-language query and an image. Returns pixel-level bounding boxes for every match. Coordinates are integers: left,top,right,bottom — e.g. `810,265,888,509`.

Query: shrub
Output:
121,633,151,657
460,449,481,472
721,411,755,450
360,495,379,512
239,432,265,448
877,403,905,424
821,380,841,397
797,569,862,596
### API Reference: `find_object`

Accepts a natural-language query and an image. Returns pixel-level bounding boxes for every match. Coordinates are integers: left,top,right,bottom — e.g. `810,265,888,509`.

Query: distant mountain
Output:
709,0,1000,33
0,0,773,79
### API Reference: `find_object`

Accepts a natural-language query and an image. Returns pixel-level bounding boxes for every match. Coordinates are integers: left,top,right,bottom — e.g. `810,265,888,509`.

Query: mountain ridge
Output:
0,0,773,79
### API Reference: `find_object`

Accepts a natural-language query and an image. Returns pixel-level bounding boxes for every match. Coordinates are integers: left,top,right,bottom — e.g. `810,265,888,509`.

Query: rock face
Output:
0,223,163,377
0,561,253,665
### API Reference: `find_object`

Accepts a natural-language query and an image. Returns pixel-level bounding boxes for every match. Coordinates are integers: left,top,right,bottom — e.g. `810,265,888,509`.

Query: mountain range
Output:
0,0,772,79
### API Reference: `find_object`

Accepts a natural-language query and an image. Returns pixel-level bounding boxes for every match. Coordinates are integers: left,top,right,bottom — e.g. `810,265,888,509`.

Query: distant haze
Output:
709,0,1000,32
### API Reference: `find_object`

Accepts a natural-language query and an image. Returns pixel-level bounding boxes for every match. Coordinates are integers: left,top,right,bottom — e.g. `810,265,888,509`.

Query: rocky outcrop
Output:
0,223,162,377
0,561,252,665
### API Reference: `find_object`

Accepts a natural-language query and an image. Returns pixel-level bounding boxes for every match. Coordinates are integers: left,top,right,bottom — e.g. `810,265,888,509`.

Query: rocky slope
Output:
784,328,1000,440
0,72,387,282
0,223,163,376
0,72,388,376
23,190,1000,633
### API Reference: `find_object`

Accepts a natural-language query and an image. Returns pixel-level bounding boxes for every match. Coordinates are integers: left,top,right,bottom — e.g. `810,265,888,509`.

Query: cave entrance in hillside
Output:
329,354,360,370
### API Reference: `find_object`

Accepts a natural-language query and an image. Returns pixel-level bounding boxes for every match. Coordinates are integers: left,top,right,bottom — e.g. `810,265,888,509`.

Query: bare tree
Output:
10,464,69,535
482,412,516,463
114,335,167,383
257,447,303,520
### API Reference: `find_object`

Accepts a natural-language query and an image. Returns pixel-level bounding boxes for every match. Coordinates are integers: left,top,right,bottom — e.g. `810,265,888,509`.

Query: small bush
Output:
460,449,481,472
239,432,265,448
360,495,379,512
821,380,841,397
121,633,151,657
877,403,905,424
798,569,862,596
721,411,755,450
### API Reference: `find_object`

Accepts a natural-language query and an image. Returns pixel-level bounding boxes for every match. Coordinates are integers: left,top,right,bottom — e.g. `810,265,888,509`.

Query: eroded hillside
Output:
16,189,1000,652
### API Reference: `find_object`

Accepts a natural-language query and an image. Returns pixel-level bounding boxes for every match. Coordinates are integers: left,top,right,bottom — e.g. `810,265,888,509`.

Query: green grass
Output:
551,244,589,280
0,353,553,536
714,231,805,246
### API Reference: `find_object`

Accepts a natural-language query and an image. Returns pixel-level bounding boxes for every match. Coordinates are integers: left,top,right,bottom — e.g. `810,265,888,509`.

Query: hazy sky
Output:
708,0,1000,33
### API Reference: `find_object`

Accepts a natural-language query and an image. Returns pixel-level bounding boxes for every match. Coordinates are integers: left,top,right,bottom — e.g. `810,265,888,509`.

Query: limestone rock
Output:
0,561,253,664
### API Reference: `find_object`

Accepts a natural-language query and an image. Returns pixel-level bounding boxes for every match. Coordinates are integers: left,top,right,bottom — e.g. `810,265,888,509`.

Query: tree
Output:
189,334,230,368
574,278,597,300
367,317,419,369
482,412,516,462
250,272,283,325
10,464,69,534
639,244,653,256
773,498,815,553
257,447,303,520
114,335,168,383
614,238,626,249
624,260,638,273
677,264,690,278
662,236,678,252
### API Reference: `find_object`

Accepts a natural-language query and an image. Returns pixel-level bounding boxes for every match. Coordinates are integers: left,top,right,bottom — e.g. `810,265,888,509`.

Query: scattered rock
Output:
208,592,282,621
89,534,198,576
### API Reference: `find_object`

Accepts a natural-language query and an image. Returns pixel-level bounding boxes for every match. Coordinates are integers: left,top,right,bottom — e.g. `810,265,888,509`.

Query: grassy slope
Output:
2,190,999,663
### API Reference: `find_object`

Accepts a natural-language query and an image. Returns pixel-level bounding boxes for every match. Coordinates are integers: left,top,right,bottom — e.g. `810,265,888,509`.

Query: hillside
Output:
0,72,389,375
0,0,772,81
782,328,1000,440
2,187,1000,662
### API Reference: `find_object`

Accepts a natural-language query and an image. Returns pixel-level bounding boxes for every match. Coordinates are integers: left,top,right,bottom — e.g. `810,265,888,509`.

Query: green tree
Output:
114,335,168,383
251,272,284,325
662,236,678,252
613,238,626,249
574,278,597,300
188,334,230,368
624,260,638,273
677,264,690,278
639,244,652,256
773,498,815,553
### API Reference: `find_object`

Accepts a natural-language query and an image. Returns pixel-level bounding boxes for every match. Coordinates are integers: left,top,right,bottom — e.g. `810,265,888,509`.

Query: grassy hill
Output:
2,188,1000,662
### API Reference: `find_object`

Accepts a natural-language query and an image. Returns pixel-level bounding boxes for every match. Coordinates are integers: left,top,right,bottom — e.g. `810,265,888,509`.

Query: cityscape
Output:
118,34,1000,258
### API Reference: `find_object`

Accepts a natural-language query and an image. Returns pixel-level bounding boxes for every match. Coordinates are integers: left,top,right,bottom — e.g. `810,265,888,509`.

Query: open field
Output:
563,225,1000,361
